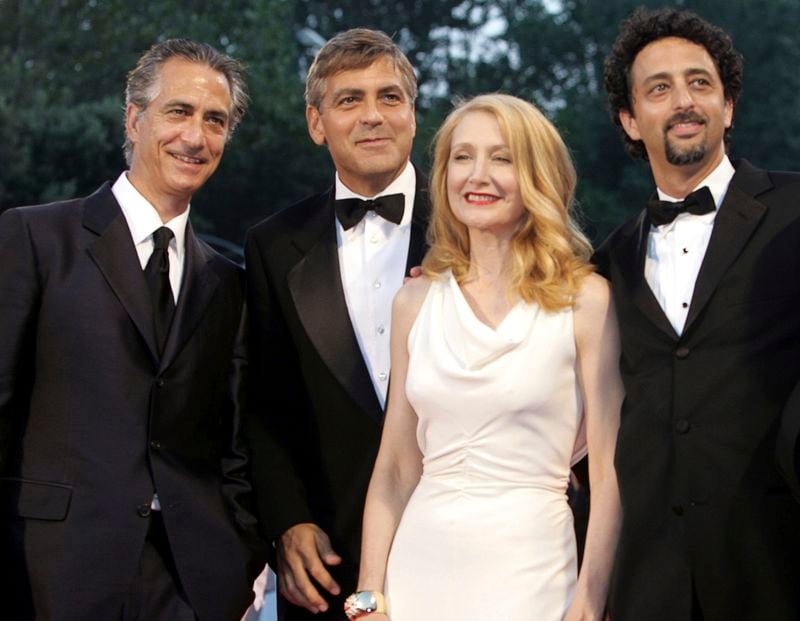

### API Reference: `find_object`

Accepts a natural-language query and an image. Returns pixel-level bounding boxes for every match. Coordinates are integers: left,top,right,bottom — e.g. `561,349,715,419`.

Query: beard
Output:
663,111,708,166
665,138,707,165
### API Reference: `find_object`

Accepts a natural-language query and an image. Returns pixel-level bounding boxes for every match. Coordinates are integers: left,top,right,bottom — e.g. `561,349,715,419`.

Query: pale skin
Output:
619,37,733,198
356,112,623,619
126,57,232,222
278,57,416,614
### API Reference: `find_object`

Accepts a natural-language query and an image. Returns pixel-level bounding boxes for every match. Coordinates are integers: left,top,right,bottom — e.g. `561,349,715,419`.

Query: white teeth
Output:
466,193,498,202
172,153,203,164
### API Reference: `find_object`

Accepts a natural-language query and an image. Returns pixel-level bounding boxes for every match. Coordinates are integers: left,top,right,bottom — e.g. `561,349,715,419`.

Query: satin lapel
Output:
160,223,219,371
684,163,769,332
84,183,159,361
287,191,383,421
405,172,431,273
615,210,678,340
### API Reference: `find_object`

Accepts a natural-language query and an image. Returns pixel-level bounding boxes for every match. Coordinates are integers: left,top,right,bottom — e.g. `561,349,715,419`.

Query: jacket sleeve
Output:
243,229,316,545
0,208,40,470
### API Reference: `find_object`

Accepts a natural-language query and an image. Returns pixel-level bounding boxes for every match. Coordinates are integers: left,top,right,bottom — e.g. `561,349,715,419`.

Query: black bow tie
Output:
334,193,405,230
646,186,716,227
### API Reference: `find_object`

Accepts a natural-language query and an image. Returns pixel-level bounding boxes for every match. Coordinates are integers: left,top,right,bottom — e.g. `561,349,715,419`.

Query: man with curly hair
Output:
597,7,800,620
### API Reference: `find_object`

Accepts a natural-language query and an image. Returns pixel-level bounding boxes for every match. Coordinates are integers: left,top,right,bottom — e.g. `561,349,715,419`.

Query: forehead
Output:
151,58,232,106
323,56,406,95
452,110,504,144
631,36,720,84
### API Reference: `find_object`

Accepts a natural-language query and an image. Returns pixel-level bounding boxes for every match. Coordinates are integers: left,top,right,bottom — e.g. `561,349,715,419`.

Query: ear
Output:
724,98,734,129
125,103,143,146
410,103,417,139
618,108,641,141
306,105,326,146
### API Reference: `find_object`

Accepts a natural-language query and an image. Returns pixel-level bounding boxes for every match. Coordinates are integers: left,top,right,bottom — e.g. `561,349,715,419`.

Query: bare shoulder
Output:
393,275,433,328
573,273,617,345
574,273,612,316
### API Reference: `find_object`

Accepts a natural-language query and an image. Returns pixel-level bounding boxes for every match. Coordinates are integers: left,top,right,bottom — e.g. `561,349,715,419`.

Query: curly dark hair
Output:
603,7,743,160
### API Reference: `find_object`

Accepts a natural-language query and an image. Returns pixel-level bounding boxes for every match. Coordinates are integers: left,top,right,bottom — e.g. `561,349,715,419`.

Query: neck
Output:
126,171,189,223
338,161,408,198
466,231,514,286
651,147,726,198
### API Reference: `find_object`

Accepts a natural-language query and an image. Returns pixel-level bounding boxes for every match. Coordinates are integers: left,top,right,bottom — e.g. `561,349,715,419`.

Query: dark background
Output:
2,0,798,246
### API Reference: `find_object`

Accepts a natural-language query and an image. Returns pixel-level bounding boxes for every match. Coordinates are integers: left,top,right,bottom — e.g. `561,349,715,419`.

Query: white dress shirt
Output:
336,161,416,408
112,172,189,303
644,156,735,335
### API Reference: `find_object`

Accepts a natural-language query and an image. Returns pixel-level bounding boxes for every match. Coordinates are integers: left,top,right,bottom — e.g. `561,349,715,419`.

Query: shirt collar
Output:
111,172,190,259
656,155,736,209
334,160,416,228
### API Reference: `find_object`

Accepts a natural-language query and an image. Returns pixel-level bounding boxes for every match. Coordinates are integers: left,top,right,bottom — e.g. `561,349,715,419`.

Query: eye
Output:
168,108,188,116
649,83,669,95
338,95,359,106
451,152,471,161
493,155,512,164
381,92,403,104
206,115,226,127
690,77,711,88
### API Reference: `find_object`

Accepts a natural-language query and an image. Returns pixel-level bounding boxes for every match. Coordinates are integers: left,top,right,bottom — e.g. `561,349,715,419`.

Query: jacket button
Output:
672,504,684,516
137,504,151,518
150,440,162,450
675,346,690,359
675,419,691,434
156,378,165,387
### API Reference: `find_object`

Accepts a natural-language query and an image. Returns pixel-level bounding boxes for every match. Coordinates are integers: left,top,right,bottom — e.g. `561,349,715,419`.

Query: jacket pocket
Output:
0,477,72,520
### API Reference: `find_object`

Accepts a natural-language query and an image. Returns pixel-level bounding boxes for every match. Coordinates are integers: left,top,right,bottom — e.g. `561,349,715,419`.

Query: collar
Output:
112,172,189,260
656,155,736,209
334,160,416,228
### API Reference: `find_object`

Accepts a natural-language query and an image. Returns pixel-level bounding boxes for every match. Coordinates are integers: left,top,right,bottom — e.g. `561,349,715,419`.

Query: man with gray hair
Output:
0,38,261,619
245,28,428,620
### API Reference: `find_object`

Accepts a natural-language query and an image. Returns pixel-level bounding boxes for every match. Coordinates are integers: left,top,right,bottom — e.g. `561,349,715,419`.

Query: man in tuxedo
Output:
0,39,262,620
596,8,800,620
245,29,428,620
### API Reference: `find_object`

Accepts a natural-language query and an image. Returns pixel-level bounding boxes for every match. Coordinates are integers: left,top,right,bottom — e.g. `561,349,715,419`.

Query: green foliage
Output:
2,0,800,245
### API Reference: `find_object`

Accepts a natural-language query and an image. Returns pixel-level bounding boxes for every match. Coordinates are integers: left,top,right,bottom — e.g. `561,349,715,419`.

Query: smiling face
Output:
619,37,733,187
446,111,525,238
306,56,416,197
126,57,232,217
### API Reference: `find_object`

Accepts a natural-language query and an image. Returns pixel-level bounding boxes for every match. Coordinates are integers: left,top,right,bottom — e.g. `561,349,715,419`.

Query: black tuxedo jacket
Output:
596,160,800,621
244,172,429,617
0,183,261,620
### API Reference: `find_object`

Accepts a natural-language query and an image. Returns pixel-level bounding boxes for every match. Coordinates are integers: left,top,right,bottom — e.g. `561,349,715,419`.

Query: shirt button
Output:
681,302,688,309
370,234,380,244
675,346,690,359
377,325,385,335
682,248,689,254
373,281,382,289
675,418,691,434
378,372,388,381
137,504,151,518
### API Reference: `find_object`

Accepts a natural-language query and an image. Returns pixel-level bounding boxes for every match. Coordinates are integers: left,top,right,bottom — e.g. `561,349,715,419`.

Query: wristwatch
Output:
344,590,387,618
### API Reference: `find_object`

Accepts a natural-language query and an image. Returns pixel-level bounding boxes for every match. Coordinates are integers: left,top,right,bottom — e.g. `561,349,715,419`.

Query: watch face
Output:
356,591,377,611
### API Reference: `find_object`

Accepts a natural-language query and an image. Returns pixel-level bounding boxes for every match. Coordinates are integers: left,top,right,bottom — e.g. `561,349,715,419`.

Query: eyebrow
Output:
161,99,229,119
329,83,405,101
642,66,714,84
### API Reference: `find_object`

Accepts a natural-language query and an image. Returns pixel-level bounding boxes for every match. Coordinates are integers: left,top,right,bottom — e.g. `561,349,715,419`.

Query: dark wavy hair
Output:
603,7,743,160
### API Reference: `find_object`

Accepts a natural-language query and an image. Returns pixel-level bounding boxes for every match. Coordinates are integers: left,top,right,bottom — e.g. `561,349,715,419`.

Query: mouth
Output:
665,113,706,137
356,136,392,147
169,152,206,165
465,192,502,204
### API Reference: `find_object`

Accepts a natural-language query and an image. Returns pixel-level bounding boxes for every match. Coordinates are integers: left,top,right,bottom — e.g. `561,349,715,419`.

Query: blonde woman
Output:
346,94,622,620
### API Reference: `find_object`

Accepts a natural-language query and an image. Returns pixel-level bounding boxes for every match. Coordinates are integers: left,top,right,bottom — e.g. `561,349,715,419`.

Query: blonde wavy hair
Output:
422,93,593,312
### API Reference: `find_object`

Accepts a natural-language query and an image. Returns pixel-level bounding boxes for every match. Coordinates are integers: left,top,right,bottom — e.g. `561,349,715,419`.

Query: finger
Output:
280,557,325,613
286,548,331,612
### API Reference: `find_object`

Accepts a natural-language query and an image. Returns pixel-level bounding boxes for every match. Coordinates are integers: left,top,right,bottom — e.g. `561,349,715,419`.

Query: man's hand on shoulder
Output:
277,522,342,614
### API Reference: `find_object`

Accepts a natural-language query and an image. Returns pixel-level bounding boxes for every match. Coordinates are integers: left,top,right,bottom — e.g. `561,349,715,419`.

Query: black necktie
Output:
334,193,405,230
144,227,175,355
646,186,716,227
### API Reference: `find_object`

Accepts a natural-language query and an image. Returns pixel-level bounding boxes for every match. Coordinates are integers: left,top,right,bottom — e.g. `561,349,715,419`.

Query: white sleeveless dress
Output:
384,273,587,620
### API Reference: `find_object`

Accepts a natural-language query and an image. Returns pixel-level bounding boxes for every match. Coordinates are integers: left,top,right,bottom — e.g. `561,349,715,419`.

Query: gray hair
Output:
123,38,248,164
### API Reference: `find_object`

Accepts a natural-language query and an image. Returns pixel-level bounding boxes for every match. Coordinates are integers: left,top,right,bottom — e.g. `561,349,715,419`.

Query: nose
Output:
360,97,385,126
672,82,695,110
181,116,204,149
468,156,490,184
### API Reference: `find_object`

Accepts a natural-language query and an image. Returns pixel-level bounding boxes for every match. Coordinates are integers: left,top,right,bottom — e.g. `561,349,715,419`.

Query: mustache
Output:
664,111,707,131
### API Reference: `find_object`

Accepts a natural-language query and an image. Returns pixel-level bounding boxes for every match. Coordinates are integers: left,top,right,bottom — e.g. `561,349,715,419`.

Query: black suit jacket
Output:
244,172,429,618
0,183,261,620
596,160,800,621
